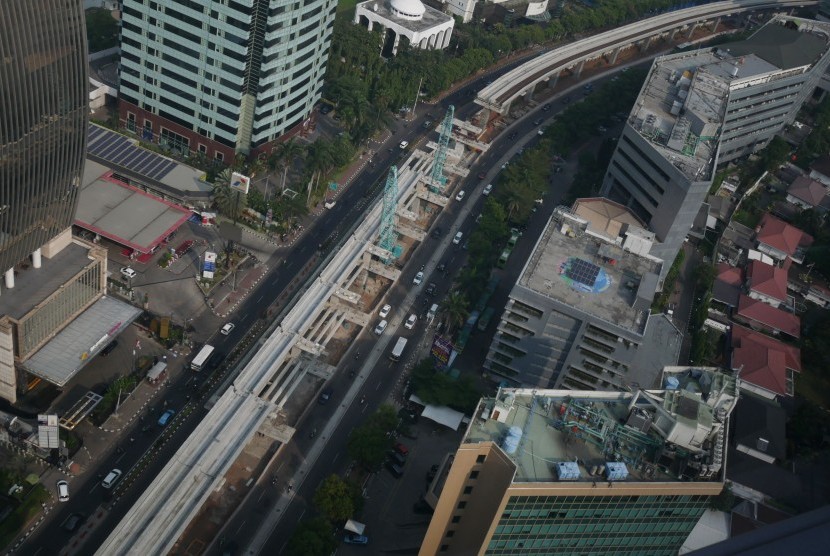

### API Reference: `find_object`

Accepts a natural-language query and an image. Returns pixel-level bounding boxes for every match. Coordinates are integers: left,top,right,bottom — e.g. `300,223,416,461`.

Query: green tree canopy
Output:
312,475,363,523
285,517,337,556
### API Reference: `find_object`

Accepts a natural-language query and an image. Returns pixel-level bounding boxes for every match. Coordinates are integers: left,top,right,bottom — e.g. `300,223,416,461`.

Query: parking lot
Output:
339,419,465,553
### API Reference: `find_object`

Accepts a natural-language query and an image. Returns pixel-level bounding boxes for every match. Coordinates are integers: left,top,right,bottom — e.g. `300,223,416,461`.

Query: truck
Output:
390,337,408,362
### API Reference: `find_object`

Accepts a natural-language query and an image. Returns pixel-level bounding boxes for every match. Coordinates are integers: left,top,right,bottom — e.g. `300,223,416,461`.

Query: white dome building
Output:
355,0,454,56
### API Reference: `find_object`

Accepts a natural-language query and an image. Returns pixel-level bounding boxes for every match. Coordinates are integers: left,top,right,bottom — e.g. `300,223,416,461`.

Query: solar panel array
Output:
87,124,178,182
566,258,601,288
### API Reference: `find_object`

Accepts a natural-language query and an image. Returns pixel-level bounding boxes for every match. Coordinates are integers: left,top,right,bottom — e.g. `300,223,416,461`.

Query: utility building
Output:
602,16,830,273
421,368,738,555
118,0,338,161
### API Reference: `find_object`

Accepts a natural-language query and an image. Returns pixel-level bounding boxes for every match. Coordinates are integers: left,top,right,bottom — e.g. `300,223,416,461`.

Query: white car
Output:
405,314,417,329
374,319,388,335
455,190,465,201
453,231,463,245
413,271,424,285
483,184,493,196
120,267,137,279
220,323,235,335
57,480,69,502
399,140,409,149
379,304,391,318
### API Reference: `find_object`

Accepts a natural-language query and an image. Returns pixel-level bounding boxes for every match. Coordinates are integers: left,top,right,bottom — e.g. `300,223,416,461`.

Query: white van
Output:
455,190,466,201
102,469,122,489
374,319,388,335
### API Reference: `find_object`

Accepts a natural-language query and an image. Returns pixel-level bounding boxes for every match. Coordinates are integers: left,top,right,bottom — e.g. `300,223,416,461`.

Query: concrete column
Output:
610,46,621,65
574,60,585,79
420,37,428,48
428,33,437,49
525,84,535,102
670,28,679,42
639,36,653,51
4,268,13,289
710,17,720,31
688,22,699,39
550,70,560,89
443,29,452,48
392,32,400,55
32,248,42,268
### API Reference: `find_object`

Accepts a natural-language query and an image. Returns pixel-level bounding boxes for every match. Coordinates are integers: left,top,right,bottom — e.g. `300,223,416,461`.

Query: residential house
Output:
786,175,827,211
755,213,813,264
731,325,801,398
735,295,801,339
746,260,790,308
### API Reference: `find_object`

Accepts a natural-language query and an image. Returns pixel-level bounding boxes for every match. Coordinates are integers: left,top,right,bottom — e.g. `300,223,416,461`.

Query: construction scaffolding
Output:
429,105,454,192
378,165,398,261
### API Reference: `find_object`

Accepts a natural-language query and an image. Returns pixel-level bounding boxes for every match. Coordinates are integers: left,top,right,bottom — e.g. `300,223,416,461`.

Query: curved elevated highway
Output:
477,0,819,114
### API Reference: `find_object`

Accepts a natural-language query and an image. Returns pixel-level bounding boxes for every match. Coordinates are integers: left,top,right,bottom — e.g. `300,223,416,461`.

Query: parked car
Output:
426,283,437,296
379,304,391,318
405,314,417,329
385,461,404,478
394,442,409,456
399,140,409,149
220,323,235,335
101,340,118,356
455,190,465,201
374,320,388,335
542,103,551,111
453,231,463,245
344,533,369,545
57,480,69,502
533,119,543,126
120,267,136,279
413,272,424,285
483,183,493,196
431,227,442,239
319,104,332,115
388,451,407,465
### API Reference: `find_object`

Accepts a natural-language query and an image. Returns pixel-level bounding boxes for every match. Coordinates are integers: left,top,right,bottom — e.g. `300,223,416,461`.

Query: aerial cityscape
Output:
2,0,830,555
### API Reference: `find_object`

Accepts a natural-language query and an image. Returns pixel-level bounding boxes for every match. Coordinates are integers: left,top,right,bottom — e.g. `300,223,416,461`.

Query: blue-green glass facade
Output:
119,0,336,156
485,493,710,555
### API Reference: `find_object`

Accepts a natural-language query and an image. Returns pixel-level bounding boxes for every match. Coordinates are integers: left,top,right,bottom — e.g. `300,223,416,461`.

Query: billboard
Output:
38,414,59,449
203,251,217,279
230,172,250,194
431,335,452,366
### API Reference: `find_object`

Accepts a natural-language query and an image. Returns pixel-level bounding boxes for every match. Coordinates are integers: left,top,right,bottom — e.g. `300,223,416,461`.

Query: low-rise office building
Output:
484,203,680,392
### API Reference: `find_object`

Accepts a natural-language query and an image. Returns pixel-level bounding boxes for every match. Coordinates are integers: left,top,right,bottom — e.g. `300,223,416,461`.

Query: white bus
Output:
191,344,215,371
390,337,407,362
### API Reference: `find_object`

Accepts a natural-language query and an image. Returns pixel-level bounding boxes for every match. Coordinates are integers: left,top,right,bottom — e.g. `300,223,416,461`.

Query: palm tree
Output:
440,292,469,334
271,139,305,193
211,168,248,218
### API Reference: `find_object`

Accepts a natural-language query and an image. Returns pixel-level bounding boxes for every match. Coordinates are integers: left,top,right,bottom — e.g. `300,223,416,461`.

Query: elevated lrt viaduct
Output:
93,119,486,555
476,0,819,120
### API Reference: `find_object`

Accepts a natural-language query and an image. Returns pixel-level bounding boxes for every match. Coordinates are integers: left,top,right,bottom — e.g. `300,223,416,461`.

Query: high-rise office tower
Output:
0,1,118,405
0,0,88,274
118,0,338,162
421,368,738,555
602,16,830,272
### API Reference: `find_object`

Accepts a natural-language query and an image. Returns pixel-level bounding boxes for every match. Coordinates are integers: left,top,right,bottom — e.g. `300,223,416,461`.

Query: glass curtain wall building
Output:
420,371,738,555
0,0,88,275
119,0,337,162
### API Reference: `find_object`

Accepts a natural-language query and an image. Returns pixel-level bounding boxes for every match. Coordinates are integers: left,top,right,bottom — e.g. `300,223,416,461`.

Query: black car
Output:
62,512,86,532
562,96,572,104
533,119,543,126
542,103,551,111
385,461,404,478
388,451,406,465
319,104,332,115
431,227,442,239
437,262,446,272
426,283,437,296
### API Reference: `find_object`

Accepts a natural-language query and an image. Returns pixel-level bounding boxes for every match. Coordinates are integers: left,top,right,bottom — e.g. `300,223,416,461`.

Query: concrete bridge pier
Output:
710,17,720,31
638,36,654,52
550,70,560,89
574,59,585,79
670,27,679,42
609,46,622,65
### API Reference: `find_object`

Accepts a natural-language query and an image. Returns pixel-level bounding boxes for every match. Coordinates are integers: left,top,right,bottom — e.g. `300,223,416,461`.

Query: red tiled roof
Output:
732,325,801,396
747,260,788,302
717,262,744,286
788,175,827,207
737,295,801,338
756,213,814,256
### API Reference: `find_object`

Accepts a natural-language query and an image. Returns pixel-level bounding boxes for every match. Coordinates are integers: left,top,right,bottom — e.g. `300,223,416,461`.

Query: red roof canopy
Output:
756,213,813,256
737,295,800,338
732,325,801,396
